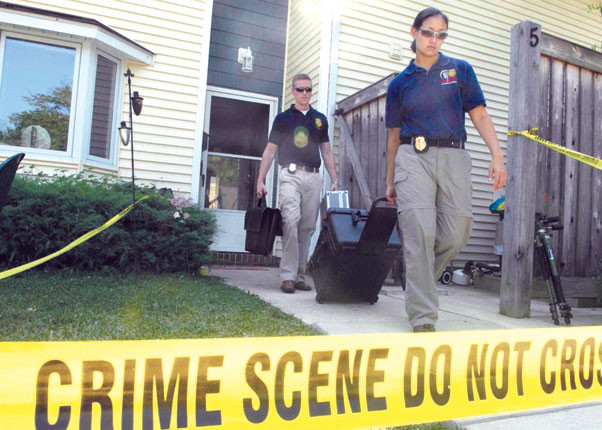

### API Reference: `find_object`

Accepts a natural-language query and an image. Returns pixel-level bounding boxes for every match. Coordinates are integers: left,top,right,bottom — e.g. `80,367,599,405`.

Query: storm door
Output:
201,88,277,251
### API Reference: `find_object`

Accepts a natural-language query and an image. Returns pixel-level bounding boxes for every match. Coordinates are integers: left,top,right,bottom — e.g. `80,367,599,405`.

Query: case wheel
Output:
315,293,325,304
369,296,379,305
439,267,453,285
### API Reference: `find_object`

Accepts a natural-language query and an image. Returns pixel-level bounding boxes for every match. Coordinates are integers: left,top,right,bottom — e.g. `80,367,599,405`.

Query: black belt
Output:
280,164,320,173
401,136,465,149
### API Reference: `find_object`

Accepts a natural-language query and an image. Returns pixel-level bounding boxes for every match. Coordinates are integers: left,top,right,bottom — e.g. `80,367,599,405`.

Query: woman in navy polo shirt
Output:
385,7,507,333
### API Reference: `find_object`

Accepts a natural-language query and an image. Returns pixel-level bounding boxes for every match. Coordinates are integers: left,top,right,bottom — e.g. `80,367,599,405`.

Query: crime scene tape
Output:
1,326,602,429
0,195,149,280
507,128,602,170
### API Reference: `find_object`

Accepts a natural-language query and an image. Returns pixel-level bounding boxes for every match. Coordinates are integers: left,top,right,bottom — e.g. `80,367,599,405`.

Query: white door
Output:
201,87,278,252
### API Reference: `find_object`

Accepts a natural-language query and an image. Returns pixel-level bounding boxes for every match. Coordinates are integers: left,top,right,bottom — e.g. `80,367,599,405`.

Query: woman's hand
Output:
386,184,397,205
489,155,507,190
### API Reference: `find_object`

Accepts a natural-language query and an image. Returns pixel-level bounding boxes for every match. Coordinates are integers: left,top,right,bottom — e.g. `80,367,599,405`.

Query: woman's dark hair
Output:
410,7,449,53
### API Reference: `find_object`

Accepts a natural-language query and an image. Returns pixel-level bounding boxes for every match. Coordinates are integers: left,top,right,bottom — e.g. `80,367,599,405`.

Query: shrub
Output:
0,172,216,273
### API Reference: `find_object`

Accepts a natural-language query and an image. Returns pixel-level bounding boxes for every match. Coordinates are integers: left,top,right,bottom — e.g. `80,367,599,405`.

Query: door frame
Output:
200,86,279,252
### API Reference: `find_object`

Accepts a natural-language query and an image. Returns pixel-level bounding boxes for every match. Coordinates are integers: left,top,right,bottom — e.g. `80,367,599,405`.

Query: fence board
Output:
377,96,387,198
591,74,602,275
561,64,580,276
546,59,565,258
368,100,379,197
360,104,371,201
500,21,542,318
576,69,594,275
536,56,551,215
337,115,372,209
347,111,361,208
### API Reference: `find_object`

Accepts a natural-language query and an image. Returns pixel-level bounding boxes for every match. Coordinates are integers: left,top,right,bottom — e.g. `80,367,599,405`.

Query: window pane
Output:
204,155,260,210
0,38,75,151
90,55,117,159
208,97,269,157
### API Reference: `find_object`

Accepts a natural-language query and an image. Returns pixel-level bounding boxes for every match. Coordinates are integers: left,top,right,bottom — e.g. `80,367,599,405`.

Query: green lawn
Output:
0,271,318,341
0,271,453,430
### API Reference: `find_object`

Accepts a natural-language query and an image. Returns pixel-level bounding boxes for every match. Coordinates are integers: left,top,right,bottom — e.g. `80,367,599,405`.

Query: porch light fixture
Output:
238,47,254,72
118,121,131,146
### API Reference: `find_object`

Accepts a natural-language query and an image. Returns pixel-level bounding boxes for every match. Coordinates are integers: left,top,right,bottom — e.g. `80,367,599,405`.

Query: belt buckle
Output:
288,163,297,173
413,136,428,154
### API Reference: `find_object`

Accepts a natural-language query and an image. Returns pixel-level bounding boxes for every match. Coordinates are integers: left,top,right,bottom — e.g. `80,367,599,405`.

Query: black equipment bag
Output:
244,197,282,256
308,197,401,304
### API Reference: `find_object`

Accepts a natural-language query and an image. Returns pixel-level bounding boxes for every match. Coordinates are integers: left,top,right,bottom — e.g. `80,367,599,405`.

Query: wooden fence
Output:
335,74,395,210
501,22,601,317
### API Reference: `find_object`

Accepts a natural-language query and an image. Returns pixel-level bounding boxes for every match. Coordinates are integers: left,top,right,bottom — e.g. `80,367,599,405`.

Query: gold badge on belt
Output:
414,136,428,153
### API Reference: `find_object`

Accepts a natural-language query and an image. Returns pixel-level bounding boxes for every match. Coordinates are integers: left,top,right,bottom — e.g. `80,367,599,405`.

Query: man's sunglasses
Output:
295,87,313,93
418,28,448,40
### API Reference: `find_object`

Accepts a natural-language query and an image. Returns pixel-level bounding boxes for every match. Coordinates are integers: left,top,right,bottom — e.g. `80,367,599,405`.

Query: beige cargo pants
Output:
278,169,322,283
395,145,473,328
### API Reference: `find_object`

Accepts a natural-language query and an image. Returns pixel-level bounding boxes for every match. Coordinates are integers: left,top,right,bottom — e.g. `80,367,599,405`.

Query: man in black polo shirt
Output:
256,73,338,294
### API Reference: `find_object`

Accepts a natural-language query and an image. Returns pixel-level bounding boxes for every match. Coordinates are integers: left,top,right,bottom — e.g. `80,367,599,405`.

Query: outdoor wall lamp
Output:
238,47,254,72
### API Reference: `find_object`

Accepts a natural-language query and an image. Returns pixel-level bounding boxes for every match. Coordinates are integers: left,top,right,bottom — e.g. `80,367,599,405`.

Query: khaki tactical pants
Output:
278,169,322,282
395,145,473,327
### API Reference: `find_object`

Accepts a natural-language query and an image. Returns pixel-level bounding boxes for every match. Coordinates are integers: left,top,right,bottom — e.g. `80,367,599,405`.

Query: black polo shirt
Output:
268,104,329,168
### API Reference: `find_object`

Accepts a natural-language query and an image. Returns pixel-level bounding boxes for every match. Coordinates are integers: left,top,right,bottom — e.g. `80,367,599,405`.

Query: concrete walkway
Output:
211,266,602,429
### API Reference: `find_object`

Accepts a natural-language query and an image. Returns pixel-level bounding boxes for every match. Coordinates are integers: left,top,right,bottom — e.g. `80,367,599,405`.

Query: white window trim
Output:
84,48,124,168
0,30,81,162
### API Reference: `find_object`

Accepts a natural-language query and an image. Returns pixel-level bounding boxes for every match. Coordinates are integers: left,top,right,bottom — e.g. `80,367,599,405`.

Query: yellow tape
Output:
508,128,602,170
2,327,602,429
0,195,150,280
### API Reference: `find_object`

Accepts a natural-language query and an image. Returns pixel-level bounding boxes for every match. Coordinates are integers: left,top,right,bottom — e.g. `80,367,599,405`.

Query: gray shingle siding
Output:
208,0,288,104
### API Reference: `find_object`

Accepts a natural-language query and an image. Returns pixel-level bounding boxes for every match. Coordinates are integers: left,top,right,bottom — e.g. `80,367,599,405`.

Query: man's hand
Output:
256,182,268,198
385,184,397,205
330,181,339,191
489,155,507,190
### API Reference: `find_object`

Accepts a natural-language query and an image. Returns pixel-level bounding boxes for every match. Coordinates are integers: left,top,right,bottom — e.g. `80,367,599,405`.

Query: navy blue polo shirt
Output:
385,53,486,142
268,104,329,168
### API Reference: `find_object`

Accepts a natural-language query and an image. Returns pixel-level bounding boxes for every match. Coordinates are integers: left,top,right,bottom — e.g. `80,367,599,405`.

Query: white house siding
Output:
283,0,323,108
5,0,209,194
332,0,602,264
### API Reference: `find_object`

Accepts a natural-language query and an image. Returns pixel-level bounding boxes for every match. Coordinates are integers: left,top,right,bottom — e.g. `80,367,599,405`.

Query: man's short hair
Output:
292,73,312,87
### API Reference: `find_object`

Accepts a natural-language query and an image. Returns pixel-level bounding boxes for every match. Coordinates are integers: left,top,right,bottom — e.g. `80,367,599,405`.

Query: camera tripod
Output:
534,212,572,325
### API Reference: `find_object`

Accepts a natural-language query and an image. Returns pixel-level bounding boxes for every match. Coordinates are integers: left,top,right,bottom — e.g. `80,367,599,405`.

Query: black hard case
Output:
308,198,402,304
244,197,282,256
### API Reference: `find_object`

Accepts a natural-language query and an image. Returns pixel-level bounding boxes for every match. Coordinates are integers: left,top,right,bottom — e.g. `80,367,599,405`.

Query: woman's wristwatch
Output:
332,180,339,186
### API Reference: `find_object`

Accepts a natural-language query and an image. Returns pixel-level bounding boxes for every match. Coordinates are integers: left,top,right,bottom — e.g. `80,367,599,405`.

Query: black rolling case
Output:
308,197,402,304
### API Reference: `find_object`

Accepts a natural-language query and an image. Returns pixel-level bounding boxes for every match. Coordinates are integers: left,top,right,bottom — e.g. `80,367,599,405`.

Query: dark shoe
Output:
294,281,312,291
413,324,436,333
281,280,295,294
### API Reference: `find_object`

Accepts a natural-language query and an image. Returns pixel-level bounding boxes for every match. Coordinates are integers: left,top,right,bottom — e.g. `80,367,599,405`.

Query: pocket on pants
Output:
394,168,409,184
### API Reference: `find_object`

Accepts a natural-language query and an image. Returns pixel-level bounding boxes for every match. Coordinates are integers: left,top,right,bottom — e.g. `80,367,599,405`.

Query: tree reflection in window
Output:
0,37,75,151
0,84,71,150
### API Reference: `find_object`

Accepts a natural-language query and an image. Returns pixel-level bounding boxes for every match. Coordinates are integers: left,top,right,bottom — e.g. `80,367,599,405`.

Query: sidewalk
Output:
212,266,602,429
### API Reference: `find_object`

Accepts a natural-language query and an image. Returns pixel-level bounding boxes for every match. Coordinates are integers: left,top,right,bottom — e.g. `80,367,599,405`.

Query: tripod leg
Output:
542,238,572,324
535,236,559,325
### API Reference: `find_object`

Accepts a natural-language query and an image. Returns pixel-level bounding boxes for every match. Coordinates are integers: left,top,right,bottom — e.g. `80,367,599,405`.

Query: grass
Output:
0,271,452,430
0,271,319,341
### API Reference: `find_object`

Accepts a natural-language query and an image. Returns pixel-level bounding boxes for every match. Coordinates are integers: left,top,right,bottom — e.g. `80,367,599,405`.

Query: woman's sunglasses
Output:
418,28,448,40
295,87,313,93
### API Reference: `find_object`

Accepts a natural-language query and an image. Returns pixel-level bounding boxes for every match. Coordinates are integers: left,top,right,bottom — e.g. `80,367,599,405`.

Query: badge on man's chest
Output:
414,136,428,153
